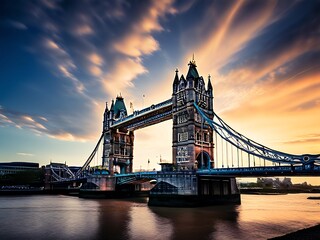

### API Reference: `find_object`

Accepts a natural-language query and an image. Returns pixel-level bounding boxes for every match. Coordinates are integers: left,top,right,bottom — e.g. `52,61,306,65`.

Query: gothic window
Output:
177,91,186,106
120,148,125,155
178,80,185,91
195,113,201,123
176,146,189,163
196,132,201,141
178,132,188,142
177,111,188,124
204,132,208,142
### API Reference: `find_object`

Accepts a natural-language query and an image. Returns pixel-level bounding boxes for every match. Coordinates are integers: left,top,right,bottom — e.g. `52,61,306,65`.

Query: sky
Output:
0,0,319,182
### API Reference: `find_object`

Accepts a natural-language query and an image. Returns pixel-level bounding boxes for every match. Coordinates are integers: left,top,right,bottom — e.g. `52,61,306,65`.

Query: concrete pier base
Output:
148,174,241,207
80,172,241,207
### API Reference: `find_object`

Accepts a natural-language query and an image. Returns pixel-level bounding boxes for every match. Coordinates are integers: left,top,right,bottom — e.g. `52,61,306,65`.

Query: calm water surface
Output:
0,194,319,240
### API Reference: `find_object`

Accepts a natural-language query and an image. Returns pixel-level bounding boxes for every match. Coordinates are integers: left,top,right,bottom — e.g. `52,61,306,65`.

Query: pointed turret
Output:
113,95,127,119
207,74,213,111
105,101,109,112
110,100,114,112
109,99,114,119
186,56,199,90
186,56,199,80
173,68,179,93
207,74,213,92
103,102,109,122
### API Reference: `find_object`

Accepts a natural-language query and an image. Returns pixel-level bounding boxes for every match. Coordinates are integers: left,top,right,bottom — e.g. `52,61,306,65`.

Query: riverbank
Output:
0,188,79,196
270,224,320,239
240,188,320,194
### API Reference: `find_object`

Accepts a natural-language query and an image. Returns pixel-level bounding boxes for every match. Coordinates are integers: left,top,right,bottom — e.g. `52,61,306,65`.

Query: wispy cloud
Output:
6,19,28,30
74,24,93,36
103,0,176,95
17,152,34,157
43,38,85,94
88,53,104,77
282,134,320,145
0,107,94,142
103,58,147,94
1,0,319,159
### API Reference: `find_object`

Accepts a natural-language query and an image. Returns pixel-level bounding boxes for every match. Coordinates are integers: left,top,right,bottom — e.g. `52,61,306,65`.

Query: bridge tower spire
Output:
172,60,214,170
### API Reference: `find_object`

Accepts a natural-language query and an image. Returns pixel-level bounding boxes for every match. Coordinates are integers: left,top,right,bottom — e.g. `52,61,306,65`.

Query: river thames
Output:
0,193,319,240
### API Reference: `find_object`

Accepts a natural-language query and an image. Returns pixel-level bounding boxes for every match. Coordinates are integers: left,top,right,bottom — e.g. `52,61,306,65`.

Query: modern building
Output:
0,162,40,175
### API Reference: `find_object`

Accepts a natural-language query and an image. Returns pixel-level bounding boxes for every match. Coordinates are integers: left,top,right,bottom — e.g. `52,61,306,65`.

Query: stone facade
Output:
172,60,214,170
102,60,214,174
102,95,134,174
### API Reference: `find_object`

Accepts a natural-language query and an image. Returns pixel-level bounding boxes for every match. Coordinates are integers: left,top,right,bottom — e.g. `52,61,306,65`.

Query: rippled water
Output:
0,194,319,240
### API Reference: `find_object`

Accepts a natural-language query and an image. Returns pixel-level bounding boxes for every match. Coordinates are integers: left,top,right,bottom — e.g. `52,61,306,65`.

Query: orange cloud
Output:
48,132,76,141
134,0,176,33
113,34,159,58
45,38,68,56
188,1,276,74
102,58,147,95
105,1,176,96
88,53,103,66
74,25,93,35
89,65,102,76
220,72,320,155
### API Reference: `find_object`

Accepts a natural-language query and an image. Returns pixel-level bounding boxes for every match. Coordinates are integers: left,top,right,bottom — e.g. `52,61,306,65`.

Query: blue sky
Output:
0,0,319,183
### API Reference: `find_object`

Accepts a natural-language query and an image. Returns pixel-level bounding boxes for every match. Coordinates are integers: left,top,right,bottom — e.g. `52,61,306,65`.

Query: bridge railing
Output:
197,164,320,176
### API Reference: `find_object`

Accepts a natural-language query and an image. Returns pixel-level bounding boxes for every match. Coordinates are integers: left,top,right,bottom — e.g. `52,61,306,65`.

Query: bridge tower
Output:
172,59,214,170
102,95,134,174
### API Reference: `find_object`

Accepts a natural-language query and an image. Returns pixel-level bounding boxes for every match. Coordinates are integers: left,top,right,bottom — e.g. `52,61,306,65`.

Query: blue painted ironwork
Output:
49,98,320,183
193,102,320,166
113,164,320,185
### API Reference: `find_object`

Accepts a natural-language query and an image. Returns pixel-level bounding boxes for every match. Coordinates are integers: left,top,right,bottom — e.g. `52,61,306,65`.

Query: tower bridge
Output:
47,59,320,206
101,59,215,175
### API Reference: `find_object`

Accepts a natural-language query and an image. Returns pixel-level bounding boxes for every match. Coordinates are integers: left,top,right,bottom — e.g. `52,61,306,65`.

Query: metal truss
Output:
49,165,75,182
194,103,320,165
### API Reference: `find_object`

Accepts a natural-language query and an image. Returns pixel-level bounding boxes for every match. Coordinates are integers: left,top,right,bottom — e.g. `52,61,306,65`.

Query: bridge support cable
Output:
237,148,239,168
214,131,218,168
231,143,234,167
221,135,224,167
193,103,320,166
226,141,228,168
75,132,104,177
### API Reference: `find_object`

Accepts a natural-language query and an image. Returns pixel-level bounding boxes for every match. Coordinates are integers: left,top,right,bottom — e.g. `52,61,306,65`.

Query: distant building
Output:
257,177,293,188
0,162,39,175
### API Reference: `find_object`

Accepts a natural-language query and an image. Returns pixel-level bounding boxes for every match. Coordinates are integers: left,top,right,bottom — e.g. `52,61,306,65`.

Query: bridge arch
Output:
196,151,212,169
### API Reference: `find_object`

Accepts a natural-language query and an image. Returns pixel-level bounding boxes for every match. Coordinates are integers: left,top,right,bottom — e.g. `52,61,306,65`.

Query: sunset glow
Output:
0,0,319,183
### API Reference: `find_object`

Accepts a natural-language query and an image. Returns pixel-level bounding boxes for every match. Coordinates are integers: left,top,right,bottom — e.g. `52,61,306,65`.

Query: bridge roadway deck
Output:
111,99,172,131
115,165,320,184
54,165,319,185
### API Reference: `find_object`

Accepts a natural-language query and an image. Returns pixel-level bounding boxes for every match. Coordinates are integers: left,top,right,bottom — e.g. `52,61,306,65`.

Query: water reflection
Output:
1,194,319,239
149,205,240,240
0,195,99,240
